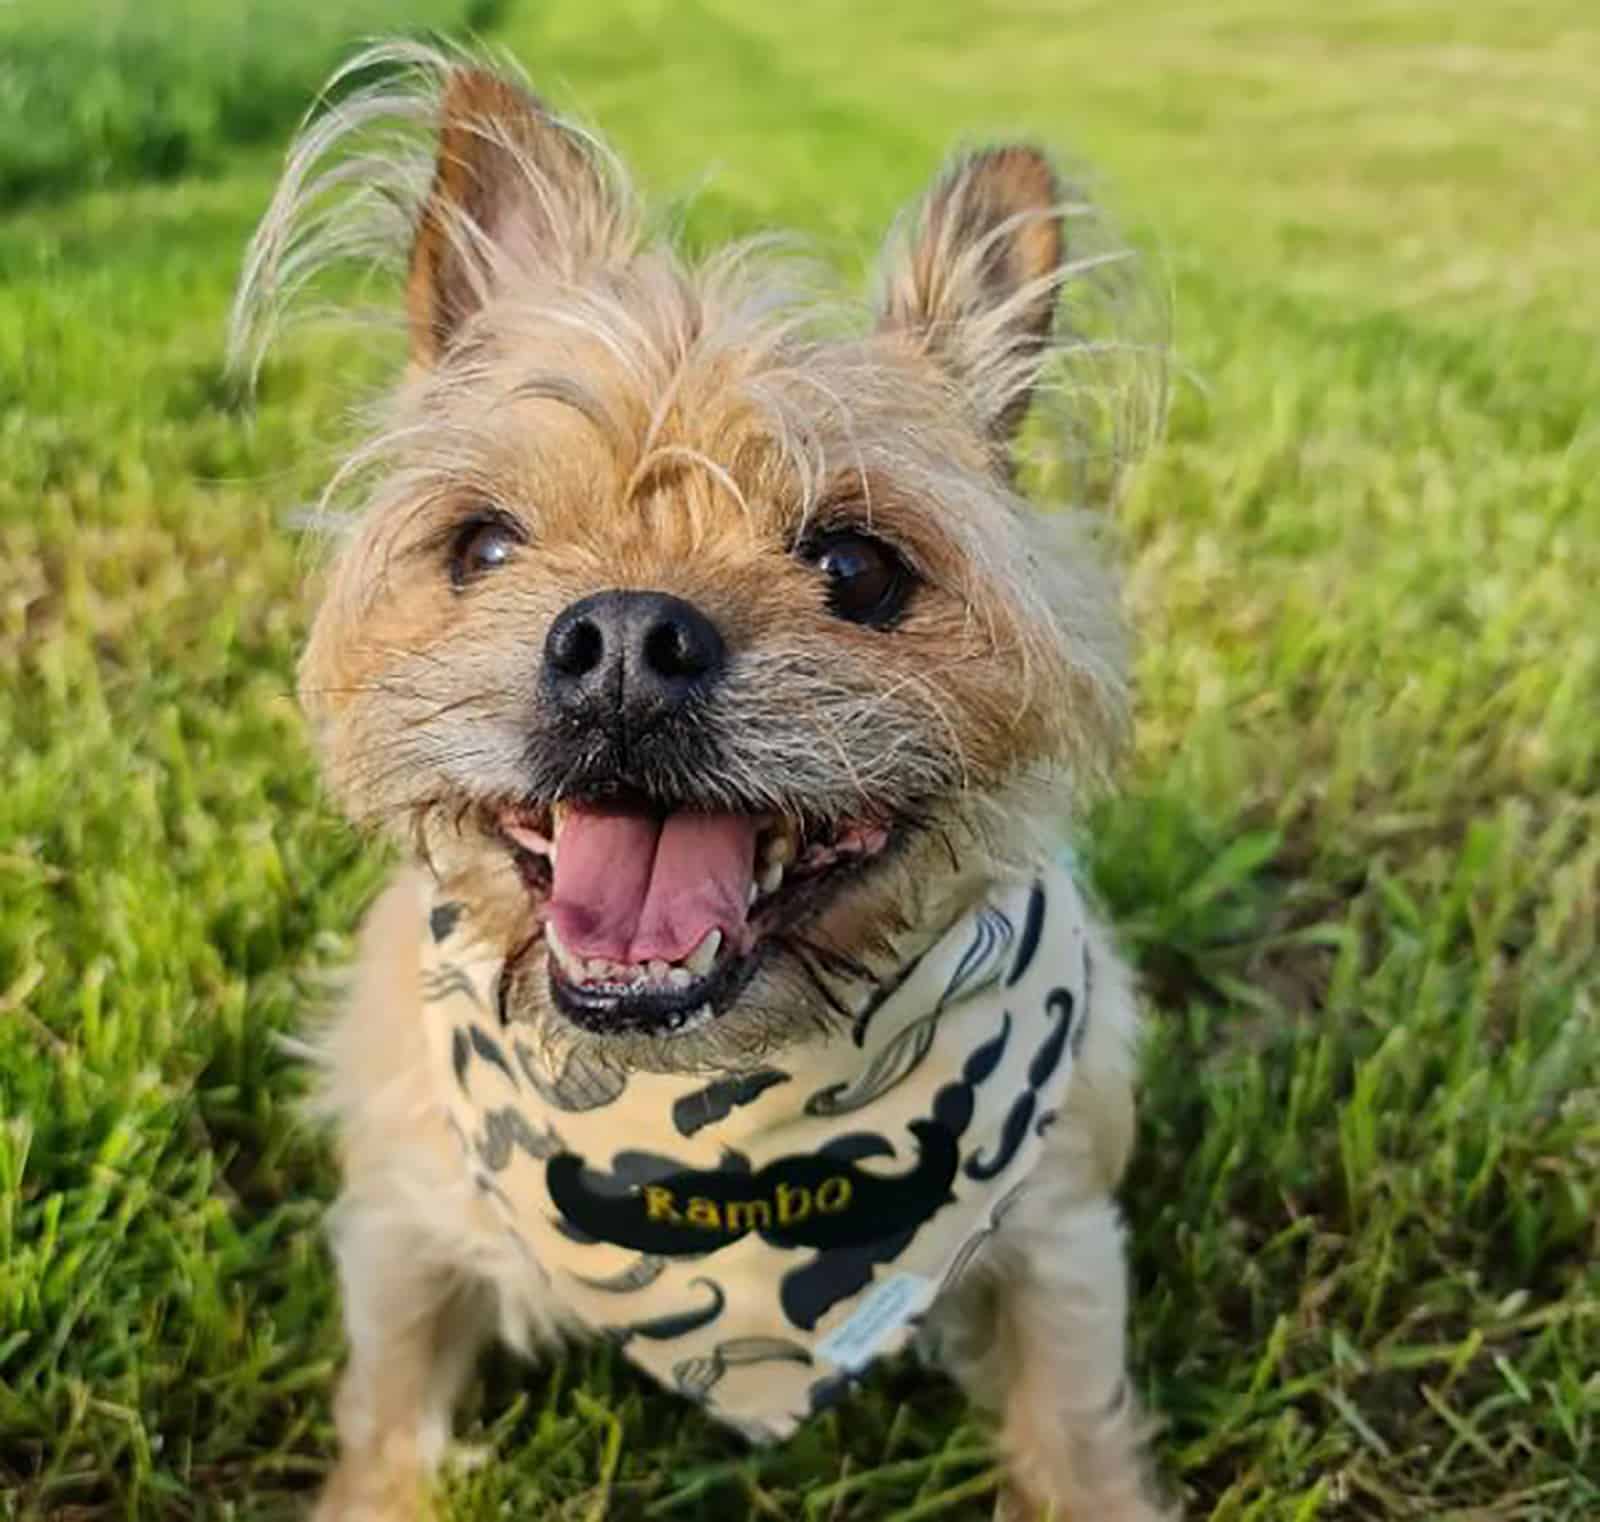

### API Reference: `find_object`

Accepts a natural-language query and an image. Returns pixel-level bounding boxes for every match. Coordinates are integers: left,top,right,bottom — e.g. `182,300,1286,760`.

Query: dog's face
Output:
279,67,1128,1063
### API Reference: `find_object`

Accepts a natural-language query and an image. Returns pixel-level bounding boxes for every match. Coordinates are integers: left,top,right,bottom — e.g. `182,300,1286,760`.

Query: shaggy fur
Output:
236,41,1170,1520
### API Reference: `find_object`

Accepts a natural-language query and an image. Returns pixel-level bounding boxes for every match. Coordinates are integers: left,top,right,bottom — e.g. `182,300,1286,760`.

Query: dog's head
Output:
237,50,1155,1066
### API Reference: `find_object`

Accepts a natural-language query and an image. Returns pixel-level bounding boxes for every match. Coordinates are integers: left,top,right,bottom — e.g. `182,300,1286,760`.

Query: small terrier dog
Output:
235,43,1166,1522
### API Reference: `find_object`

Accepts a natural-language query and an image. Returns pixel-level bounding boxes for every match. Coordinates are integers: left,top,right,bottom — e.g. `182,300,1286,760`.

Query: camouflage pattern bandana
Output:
421,863,1092,1441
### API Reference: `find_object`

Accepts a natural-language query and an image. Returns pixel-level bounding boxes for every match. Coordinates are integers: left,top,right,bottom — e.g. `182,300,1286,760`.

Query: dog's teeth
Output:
647,958,671,981
759,860,785,896
502,817,553,856
546,924,582,978
585,958,609,981
747,880,759,907
667,967,692,989
551,801,572,837
763,829,797,867
684,929,721,976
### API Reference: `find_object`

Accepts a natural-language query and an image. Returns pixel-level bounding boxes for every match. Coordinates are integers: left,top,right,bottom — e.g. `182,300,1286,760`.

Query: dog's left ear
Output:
877,146,1064,448
408,68,624,365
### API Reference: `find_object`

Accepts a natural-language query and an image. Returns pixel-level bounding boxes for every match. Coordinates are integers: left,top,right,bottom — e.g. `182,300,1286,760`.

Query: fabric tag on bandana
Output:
816,1272,935,1372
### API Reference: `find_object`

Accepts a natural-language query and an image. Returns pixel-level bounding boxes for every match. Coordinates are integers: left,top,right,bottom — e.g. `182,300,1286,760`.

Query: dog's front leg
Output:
985,1190,1164,1522
308,873,502,1521
940,930,1168,1522
314,1210,495,1522
995,947,1167,1522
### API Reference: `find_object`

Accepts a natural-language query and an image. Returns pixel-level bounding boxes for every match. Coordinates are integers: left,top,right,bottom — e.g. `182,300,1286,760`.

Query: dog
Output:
233,42,1167,1522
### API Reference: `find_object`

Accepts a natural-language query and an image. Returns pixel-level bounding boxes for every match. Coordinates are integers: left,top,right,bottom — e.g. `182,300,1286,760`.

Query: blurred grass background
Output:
0,0,505,202
0,2,1596,1520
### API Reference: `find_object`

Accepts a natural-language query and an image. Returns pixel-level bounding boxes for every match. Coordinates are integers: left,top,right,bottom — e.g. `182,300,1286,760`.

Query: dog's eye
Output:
449,515,522,589
803,531,913,627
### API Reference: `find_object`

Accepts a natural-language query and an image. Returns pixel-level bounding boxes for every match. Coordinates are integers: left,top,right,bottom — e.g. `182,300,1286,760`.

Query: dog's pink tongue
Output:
547,808,757,963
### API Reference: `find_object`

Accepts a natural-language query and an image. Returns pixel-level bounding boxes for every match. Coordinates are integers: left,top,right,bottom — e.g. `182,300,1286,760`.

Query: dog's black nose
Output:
544,590,726,719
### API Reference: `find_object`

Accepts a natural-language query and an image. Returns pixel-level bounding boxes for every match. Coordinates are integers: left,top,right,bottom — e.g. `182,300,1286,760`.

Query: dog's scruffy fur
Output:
235,42,1168,1521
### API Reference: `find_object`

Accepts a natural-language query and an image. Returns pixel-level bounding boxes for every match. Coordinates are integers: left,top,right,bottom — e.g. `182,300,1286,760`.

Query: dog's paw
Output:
994,1479,1175,1522
992,1483,1028,1522
310,1454,432,1522
440,1440,492,1474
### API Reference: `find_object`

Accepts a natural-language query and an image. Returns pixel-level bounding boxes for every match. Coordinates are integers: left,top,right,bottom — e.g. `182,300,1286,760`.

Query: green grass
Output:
0,0,503,206
2,1,1597,1518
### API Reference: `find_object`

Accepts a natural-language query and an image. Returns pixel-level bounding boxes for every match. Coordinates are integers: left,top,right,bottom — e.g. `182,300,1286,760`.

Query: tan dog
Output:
235,43,1166,1522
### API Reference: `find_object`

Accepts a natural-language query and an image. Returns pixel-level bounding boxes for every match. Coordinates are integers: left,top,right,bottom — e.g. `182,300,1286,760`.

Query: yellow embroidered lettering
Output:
686,1197,722,1229
817,1176,853,1213
725,1198,773,1232
776,1182,812,1225
644,1186,683,1223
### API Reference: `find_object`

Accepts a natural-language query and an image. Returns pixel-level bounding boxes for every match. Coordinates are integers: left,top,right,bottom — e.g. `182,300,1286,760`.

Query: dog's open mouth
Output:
498,801,890,1035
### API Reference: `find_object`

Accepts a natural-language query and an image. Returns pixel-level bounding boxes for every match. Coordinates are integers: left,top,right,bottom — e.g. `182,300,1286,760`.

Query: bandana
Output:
421,862,1091,1441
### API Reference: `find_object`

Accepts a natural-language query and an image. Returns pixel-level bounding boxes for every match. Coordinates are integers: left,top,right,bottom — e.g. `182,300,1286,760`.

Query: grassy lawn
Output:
2,1,1596,1518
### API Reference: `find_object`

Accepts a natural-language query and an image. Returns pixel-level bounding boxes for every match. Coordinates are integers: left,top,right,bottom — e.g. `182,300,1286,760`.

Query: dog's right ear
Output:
876,147,1066,453
408,68,624,365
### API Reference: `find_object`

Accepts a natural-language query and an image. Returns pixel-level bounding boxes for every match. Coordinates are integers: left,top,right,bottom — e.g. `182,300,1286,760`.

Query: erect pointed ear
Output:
877,146,1066,447
408,68,624,365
